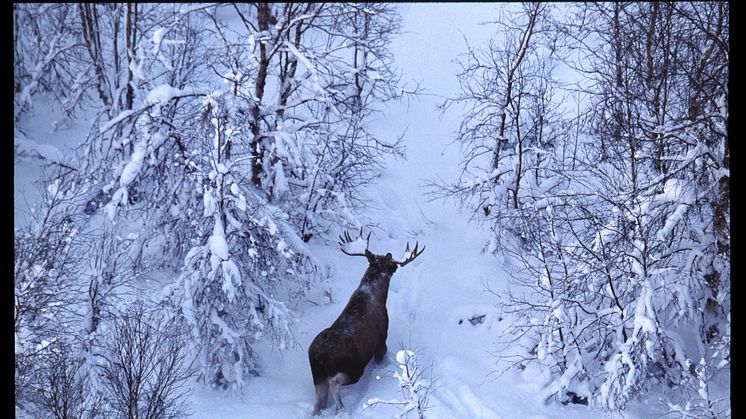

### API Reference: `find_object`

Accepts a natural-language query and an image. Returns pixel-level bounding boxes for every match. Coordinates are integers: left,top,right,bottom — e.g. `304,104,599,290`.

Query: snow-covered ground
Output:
187,5,623,418
15,4,673,419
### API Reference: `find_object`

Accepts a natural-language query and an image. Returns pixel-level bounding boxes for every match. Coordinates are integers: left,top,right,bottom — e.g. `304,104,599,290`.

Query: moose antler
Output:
338,227,371,257
393,241,425,267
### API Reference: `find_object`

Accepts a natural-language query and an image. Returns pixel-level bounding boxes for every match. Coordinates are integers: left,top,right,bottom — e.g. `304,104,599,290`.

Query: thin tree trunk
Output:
125,2,136,111
250,3,270,187
79,3,111,110
494,3,539,172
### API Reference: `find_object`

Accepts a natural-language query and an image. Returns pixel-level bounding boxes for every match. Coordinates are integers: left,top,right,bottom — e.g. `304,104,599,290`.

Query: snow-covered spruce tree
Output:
73,8,328,387
172,93,318,390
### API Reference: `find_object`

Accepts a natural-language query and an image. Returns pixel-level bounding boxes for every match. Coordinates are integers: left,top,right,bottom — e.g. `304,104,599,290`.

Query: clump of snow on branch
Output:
363,349,432,418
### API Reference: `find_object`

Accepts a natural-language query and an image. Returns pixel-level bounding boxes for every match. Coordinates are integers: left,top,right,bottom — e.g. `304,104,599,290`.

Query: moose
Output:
308,229,425,415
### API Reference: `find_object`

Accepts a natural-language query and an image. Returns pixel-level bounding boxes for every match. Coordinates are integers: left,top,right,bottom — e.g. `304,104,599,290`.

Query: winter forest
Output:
14,3,729,419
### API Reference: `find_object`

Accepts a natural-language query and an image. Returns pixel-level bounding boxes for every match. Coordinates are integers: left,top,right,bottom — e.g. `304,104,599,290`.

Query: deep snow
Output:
14,4,675,419
187,4,621,418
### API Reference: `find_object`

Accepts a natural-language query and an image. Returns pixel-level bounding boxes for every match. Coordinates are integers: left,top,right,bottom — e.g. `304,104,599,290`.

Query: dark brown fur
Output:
308,252,397,415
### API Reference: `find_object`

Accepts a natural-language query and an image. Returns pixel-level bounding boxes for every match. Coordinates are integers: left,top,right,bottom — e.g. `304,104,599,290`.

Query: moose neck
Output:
359,268,393,305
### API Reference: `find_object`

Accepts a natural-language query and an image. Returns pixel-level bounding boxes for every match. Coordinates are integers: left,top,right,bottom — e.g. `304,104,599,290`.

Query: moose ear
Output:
365,249,375,263
384,253,392,263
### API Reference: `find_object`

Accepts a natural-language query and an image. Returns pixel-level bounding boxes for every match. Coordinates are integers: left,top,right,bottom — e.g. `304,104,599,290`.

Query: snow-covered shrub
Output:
14,168,88,413
363,349,433,418
29,347,99,419
99,301,192,419
432,3,563,255
440,2,729,414
205,3,409,242
13,4,87,122
499,166,729,412
14,159,154,417
666,318,731,418
16,343,100,419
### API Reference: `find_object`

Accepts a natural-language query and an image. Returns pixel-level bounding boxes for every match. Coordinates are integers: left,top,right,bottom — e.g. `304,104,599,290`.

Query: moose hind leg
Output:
312,382,329,415
374,340,387,364
329,372,351,411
